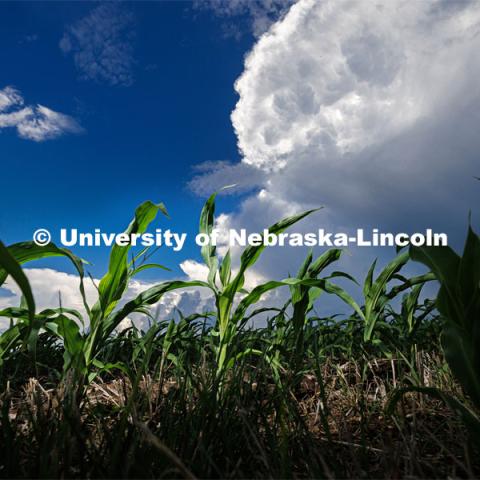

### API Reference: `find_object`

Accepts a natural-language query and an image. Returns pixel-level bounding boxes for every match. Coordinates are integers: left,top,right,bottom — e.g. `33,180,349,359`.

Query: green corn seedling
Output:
362,252,435,342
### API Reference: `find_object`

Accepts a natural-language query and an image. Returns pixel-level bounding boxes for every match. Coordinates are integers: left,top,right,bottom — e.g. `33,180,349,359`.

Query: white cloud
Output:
0,267,214,331
180,257,266,291
178,256,273,325
60,4,135,86
0,268,97,330
0,268,97,313
180,259,210,283
190,0,480,308
0,86,23,112
194,0,294,37
16,105,83,141
231,0,480,173
0,86,82,141
195,0,480,233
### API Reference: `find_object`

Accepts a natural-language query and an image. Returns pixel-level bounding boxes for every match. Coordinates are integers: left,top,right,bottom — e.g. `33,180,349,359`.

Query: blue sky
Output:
1,0,479,322
0,1,257,277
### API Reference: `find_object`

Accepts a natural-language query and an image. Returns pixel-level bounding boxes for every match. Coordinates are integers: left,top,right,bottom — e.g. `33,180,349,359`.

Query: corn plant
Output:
360,252,435,342
109,193,366,382
386,224,480,451
0,240,87,368
414,226,480,407
389,225,480,444
383,286,437,355
0,202,184,383
287,248,358,362
189,193,374,380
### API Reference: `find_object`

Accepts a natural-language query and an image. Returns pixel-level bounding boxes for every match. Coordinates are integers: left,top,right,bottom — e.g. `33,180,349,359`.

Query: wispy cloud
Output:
194,0,294,38
187,160,266,196
0,86,82,142
60,3,135,86
19,33,39,45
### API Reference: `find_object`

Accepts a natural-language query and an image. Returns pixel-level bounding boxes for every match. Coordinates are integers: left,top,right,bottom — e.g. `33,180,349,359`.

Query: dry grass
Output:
1,353,477,479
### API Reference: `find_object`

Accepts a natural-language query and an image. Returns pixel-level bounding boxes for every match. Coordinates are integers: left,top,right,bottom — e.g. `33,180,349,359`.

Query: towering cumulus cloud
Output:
190,0,480,288
233,0,471,170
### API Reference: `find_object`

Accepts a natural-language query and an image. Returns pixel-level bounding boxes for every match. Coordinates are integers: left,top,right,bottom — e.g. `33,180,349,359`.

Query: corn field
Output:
0,194,479,479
